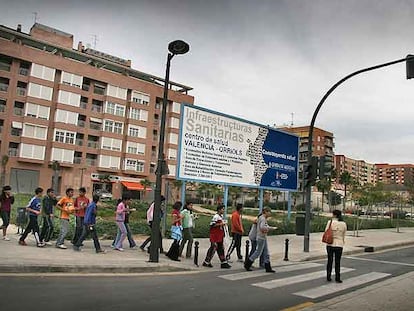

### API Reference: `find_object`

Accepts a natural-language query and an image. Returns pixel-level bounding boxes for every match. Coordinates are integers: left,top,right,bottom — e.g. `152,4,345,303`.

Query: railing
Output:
0,63,11,72
77,120,86,127
85,159,97,166
19,67,29,76
93,87,105,95
91,105,102,113
89,123,101,131
80,101,87,109
87,141,98,148
8,148,18,157
75,139,83,146
82,84,90,91
0,83,8,92
11,128,21,136
73,157,82,164
16,87,26,96
0,105,5,113
14,107,23,116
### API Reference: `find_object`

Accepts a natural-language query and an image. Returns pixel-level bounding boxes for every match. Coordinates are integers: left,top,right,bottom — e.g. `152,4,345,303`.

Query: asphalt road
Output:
2,246,414,311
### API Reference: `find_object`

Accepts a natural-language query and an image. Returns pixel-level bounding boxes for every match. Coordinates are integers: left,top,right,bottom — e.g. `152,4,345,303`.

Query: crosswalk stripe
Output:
294,272,391,298
218,262,323,281
251,267,355,289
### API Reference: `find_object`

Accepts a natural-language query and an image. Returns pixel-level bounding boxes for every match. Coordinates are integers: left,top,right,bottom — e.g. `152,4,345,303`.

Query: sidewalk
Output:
1,225,414,274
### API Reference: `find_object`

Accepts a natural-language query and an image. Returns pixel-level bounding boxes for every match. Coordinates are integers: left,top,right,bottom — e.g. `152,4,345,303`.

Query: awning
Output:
121,181,151,191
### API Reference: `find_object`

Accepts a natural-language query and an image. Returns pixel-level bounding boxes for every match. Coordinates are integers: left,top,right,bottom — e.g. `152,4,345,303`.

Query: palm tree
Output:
339,171,353,211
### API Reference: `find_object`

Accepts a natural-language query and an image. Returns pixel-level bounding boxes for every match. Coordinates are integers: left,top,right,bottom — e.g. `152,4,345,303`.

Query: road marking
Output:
218,262,323,281
280,302,314,311
294,272,391,298
251,267,354,289
346,256,414,267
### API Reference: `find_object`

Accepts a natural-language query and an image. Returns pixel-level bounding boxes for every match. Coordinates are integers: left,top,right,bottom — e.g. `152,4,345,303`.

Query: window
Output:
22,124,47,140
124,158,145,172
54,129,75,144
55,109,78,125
103,119,124,134
169,133,178,144
128,124,146,138
51,148,74,163
93,83,106,95
132,91,149,105
20,143,45,160
101,137,122,151
168,164,176,176
171,102,181,113
58,90,81,107
105,101,125,117
168,148,177,160
99,155,120,169
61,71,82,88
30,63,55,81
169,117,180,129
126,141,145,155
25,103,50,120
129,107,148,121
106,84,127,100
27,83,53,101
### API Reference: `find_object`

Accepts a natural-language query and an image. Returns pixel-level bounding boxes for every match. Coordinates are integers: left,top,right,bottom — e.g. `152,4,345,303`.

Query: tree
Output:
316,179,331,211
339,171,353,211
140,178,152,202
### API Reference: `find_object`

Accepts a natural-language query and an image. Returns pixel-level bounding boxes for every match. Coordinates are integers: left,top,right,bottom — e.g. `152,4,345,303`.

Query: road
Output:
2,247,414,311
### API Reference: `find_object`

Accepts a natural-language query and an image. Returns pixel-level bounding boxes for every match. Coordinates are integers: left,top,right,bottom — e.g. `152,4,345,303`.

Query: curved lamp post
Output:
149,40,190,262
303,55,413,252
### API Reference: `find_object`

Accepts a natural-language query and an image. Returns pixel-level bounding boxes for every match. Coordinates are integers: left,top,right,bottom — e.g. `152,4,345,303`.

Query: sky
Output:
1,0,414,164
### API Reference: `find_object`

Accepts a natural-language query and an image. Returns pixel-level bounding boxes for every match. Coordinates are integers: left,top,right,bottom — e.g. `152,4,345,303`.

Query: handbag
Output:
322,220,333,244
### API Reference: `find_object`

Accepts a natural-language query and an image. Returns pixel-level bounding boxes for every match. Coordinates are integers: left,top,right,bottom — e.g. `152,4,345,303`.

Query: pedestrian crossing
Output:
218,262,391,299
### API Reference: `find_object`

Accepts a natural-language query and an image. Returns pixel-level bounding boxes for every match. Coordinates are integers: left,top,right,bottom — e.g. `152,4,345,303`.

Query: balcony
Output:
0,62,11,72
85,158,97,166
91,105,102,113
80,101,87,109
87,141,98,149
8,148,18,157
89,123,101,131
0,83,8,92
11,128,22,136
75,139,83,146
82,84,90,91
17,87,27,97
73,157,82,164
19,67,29,76
77,120,86,127
0,105,5,113
14,107,23,116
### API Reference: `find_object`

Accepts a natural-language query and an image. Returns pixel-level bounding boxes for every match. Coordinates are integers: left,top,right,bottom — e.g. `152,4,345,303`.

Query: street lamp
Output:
303,55,414,252
149,40,190,262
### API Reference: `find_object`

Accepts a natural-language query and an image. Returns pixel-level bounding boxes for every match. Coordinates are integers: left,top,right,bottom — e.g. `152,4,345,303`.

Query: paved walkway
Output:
1,225,414,273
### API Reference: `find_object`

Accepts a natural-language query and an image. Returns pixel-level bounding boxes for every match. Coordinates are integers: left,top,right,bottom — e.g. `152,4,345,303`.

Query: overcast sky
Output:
1,0,414,164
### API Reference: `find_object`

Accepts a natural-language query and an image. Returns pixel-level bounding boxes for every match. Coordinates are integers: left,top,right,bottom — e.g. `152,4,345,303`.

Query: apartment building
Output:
376,163,414,186
0,23,194,197
334,155,376,186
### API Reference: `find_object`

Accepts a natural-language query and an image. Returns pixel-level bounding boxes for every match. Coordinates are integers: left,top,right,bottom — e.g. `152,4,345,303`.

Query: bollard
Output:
245,240,250,264
194,241,199,267
284,238,289,261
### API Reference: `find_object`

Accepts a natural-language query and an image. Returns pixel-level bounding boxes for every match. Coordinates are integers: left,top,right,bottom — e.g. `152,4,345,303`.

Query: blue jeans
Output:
249,239,265,267
249,238,270,264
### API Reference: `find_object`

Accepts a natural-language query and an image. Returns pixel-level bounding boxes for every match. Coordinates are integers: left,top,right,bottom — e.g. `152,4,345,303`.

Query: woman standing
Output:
325,209,347,283
0,185,14,241
166,201,183,261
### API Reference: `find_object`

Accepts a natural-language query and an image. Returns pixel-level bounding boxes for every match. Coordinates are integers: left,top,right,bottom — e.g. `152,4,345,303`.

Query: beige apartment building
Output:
376,163,414,186
0,23,194,198
334,155,377,186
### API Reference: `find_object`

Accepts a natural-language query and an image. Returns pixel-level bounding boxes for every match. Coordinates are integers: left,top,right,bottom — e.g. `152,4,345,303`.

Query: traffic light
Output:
406,54,414,79
304,156,318,188
319,154,333,179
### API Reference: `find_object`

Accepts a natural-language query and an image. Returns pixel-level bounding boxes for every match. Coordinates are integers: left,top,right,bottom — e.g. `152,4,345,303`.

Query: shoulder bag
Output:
322,220,333,244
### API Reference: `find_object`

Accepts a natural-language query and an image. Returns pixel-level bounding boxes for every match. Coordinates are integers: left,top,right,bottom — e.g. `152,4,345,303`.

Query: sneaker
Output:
221,262,232,269
44,241,53,246
96,249,106,254
18,240,27,246
202,262,213,268
73,246,81,251
115,248,124,252
57,244,67,249
130,245,137,249
3,236,10,241
139,246,145,252
37,243,45,248
110,244,115,249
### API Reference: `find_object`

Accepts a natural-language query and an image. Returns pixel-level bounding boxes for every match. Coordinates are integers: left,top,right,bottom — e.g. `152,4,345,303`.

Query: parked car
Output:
94,189,113,201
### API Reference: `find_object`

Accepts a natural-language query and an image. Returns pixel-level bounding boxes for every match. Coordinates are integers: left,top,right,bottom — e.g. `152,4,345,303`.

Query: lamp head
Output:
168,40,190,55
